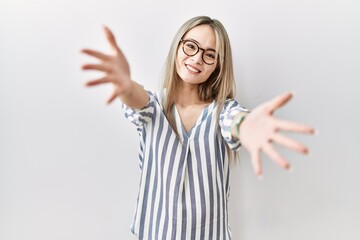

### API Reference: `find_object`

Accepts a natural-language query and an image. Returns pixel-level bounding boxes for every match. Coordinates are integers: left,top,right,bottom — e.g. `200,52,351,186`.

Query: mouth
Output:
185,64,201,73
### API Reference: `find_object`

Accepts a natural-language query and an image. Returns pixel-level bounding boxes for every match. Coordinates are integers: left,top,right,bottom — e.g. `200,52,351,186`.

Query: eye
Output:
205,52,216,59
185,42,197,50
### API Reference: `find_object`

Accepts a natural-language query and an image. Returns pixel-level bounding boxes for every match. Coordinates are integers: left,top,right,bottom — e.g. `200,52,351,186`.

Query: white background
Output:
1,0,359,239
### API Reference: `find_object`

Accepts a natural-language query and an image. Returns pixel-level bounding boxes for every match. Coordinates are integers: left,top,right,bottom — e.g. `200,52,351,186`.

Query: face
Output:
176,24,218,85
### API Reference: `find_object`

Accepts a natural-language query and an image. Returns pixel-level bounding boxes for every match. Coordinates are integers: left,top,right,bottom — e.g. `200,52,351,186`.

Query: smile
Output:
185,64,201,73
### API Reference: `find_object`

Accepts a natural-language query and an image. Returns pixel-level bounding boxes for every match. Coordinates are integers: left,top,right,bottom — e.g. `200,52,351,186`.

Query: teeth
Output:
186,64,200,73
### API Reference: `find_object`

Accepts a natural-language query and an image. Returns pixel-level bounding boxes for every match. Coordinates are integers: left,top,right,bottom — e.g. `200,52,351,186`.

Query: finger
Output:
85,77,110,87
81,49,110,61
271,133,309,154
250,150,263,177
266,92,293,114
262,143,291,170
103,26,122,54
82,63,110,72
106,91,118,104
275,119,315,134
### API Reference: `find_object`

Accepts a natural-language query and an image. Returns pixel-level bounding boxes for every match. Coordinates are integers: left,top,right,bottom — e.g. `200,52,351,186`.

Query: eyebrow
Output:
186,38,216,52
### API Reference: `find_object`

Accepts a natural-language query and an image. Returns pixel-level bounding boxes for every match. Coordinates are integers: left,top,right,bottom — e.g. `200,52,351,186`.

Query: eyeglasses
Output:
180,39,218,65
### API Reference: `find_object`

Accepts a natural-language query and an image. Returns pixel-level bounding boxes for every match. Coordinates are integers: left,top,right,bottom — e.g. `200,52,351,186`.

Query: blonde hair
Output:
162,16,238,163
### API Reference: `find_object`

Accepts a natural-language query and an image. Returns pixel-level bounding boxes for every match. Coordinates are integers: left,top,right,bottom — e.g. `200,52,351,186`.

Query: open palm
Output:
239,93,315,177
81,26,132,104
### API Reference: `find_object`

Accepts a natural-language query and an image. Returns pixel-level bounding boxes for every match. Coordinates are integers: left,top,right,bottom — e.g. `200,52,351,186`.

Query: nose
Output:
191,50,204,64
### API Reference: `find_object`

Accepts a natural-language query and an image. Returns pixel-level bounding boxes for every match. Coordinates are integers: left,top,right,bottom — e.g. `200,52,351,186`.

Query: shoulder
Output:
218,98,249,118
216,98,241,112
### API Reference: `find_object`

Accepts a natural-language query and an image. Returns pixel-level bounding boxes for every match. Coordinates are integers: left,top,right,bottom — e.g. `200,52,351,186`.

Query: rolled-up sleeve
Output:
219,99,249,151
121,91,156,136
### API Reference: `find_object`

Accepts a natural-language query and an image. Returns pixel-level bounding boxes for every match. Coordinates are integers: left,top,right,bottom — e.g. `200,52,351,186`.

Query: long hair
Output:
162,16,238,163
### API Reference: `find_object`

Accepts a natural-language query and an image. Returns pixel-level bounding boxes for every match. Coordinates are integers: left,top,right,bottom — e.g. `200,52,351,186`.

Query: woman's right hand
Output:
81,26,133,104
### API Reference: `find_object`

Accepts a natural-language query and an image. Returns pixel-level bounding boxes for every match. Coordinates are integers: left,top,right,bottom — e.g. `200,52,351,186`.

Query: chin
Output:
178,70,207,85
180,76,205,85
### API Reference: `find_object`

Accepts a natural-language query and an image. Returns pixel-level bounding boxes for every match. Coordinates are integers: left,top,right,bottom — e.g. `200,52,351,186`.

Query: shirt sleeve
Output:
219,99,249,151
120,90,156,136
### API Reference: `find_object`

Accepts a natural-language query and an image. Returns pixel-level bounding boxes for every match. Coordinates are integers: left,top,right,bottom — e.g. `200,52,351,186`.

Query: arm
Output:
81,26,148,109
232,92,315,178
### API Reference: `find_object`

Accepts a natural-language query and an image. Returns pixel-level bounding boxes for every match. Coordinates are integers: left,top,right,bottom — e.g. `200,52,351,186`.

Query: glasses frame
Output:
180,39,217,65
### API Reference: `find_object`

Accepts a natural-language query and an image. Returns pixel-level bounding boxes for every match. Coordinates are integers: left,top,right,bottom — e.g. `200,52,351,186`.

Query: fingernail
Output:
287,166,294,173
258,174,264,180
314,129,320,135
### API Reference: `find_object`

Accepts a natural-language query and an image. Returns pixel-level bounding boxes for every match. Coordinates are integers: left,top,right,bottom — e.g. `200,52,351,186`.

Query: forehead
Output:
182,24,216,49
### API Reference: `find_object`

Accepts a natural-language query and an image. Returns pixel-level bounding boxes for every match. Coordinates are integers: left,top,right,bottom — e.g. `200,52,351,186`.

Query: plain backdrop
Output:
1,0,359,239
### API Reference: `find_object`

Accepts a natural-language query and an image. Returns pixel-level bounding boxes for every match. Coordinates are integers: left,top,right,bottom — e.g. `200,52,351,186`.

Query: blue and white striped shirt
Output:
122,90,246,240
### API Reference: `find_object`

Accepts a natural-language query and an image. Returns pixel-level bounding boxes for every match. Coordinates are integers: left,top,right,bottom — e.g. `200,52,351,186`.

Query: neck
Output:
174,82,202,107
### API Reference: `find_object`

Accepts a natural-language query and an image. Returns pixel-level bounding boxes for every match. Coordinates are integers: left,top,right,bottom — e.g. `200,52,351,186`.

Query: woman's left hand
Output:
239,92,315,177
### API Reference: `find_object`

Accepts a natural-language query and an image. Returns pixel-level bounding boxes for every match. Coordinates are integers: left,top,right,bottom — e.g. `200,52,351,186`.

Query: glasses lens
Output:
203,50,217,65
183,41,198,56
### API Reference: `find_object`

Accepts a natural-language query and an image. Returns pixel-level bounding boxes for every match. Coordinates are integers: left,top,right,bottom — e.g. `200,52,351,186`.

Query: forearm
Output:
119,80,149,109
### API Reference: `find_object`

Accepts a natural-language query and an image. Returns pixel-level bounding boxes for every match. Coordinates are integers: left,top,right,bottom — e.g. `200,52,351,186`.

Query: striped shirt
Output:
121,90,247,240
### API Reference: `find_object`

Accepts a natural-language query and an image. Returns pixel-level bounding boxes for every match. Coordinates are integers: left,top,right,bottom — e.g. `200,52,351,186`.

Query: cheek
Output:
176,52,189,73
176,49,187,64
204,66,216,77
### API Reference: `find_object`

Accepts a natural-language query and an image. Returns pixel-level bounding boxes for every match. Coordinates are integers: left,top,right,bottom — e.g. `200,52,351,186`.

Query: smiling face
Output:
176,24,218,85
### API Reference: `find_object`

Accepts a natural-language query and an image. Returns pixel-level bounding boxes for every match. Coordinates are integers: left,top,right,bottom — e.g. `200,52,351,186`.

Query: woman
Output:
81,16,314,240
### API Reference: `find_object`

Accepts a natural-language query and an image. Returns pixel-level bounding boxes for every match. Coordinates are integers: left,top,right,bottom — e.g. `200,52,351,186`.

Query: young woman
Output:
81,16,314,240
